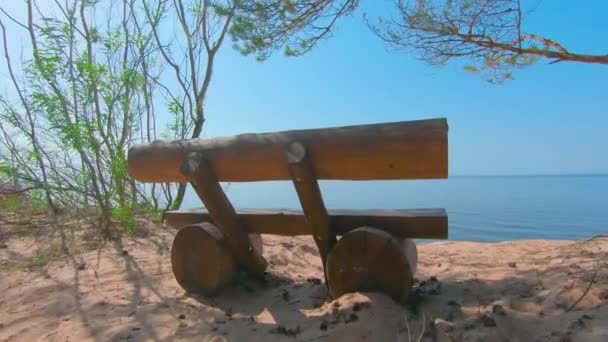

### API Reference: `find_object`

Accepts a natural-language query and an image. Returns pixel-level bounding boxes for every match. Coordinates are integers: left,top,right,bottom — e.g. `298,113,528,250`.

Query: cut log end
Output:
286,141,307,164
326,227,417,303
171,222,237,295
180,152,203,176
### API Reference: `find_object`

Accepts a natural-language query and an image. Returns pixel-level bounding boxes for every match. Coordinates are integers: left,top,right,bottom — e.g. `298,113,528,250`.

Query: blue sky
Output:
1,1,607,176
201,0,608,176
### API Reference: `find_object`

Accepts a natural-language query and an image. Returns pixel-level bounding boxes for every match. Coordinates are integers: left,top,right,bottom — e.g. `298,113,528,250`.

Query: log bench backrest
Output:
128,118,448,183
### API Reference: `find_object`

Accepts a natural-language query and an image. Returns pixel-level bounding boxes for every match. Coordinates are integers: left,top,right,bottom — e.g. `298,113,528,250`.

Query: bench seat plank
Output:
163,208,448,239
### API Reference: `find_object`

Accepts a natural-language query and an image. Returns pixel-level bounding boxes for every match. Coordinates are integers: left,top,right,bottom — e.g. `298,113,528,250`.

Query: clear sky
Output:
200,0,608,176
1,1,607,176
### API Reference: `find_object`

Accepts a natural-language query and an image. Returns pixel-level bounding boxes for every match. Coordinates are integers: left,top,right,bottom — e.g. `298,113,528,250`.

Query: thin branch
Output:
0,7,29,30
369,0,608,82
566,270,597,312
0,185,42,194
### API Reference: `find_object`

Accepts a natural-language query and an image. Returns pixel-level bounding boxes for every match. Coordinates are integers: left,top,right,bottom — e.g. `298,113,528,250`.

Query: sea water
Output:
182,175,608,242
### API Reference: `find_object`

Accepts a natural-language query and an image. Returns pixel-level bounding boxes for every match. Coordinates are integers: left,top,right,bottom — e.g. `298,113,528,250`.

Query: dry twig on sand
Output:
400,312,426,342
566,270,598,312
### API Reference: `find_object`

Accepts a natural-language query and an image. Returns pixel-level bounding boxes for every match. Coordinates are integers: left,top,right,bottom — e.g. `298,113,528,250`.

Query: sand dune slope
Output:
1,214,607,341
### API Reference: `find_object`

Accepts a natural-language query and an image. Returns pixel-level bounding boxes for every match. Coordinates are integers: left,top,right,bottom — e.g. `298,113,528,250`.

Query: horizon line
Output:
449,173,608,178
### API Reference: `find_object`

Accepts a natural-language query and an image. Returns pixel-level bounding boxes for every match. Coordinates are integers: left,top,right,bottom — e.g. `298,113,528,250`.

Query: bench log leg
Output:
325,227,417,303
181,152,267,277
286,141,336,286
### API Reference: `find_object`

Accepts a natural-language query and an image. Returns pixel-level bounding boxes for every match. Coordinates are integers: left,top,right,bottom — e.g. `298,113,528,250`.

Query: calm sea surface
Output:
183,175,608,242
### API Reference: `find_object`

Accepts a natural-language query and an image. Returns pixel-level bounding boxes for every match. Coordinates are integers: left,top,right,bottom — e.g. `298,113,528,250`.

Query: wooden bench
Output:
127,118,449,302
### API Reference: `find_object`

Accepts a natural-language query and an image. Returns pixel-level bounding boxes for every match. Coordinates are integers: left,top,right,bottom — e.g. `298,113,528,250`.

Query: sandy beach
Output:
1,211,607,342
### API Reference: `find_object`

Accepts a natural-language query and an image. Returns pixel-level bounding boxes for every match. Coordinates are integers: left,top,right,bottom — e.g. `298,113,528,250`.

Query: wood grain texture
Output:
181,153,267,277
286,141,336,283
171,222,237,295
163,208,448,239
325,227,417,303
128,118,448,182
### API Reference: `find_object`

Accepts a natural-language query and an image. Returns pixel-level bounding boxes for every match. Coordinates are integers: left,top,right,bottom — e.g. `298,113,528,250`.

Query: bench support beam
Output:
181,152,267,277
286,141,336,285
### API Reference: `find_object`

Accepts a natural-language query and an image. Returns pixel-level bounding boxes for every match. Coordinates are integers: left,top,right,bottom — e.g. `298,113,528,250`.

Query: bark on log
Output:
286,141,336,282
163,208,448,239
181,153,267,277
325,227,417,303
171,222,237,295
128,118,448,182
